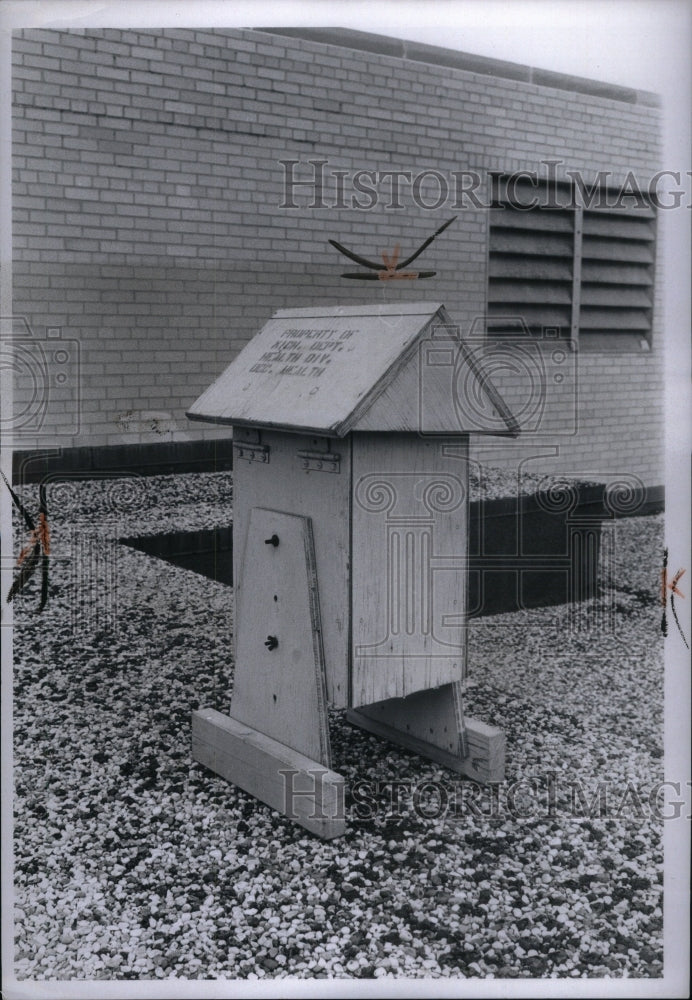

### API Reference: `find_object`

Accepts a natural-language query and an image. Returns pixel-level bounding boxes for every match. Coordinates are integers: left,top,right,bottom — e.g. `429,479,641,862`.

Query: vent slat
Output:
491,232,574,256
488,323,569,338
582,215,656,240
581,262,653,285
488,280,573,304
488,303,572,326
489,208,574,233
580,285,653,308
581,238,654,263
582,203,656,219
489,257,573,280
579,308,651,330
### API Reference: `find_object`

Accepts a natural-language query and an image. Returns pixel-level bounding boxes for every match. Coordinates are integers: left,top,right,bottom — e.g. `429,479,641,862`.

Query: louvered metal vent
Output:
487,179,655,345
488,205,574,337
579,205,655,337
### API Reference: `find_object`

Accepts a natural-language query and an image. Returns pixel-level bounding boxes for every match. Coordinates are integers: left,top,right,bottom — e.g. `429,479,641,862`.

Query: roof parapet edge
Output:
254,26,661,108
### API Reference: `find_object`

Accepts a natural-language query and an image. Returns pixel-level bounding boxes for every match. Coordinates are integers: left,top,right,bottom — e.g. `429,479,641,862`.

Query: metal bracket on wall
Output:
297,450,341,474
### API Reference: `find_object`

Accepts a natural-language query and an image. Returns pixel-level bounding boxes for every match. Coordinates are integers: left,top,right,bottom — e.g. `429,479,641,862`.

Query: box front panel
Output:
233,428,351,708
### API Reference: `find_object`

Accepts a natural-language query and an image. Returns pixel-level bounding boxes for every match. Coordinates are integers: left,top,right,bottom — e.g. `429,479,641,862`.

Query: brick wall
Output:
11,27,663,485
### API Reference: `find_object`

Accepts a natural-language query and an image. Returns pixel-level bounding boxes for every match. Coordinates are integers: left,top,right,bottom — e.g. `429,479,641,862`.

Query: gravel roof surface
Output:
9,471,664,982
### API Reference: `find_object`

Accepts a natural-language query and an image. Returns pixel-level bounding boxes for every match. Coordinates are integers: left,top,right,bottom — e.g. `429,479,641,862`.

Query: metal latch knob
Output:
264,534,279,547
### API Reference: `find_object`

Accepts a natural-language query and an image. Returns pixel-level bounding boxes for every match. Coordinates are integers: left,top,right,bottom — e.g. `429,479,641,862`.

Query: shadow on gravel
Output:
120,527,233,586
119,499,609,617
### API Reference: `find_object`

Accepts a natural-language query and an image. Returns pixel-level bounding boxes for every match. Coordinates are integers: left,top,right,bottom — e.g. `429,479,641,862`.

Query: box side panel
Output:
351,433,469,706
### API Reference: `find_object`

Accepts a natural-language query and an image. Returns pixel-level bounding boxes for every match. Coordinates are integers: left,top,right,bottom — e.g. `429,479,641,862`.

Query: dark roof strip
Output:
255,26,661,108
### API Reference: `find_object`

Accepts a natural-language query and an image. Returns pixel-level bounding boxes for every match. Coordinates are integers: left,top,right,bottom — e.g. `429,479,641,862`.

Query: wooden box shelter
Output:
187,302,518,838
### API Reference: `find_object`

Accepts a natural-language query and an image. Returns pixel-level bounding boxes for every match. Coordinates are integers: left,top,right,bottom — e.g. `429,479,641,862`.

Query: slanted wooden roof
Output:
187,302,518,438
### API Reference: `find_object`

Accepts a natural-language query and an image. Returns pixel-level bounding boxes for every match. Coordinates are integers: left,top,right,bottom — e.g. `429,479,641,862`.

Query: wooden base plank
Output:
346,707,505,784
192,708,346,839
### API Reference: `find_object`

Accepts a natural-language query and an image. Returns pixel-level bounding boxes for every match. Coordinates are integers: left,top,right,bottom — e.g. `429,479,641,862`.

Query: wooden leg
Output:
346,682,505,783
192,508,346,838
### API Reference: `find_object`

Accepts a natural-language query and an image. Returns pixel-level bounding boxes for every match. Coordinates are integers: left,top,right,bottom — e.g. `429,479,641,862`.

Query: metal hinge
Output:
234,441,270,463
297,450,341,474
